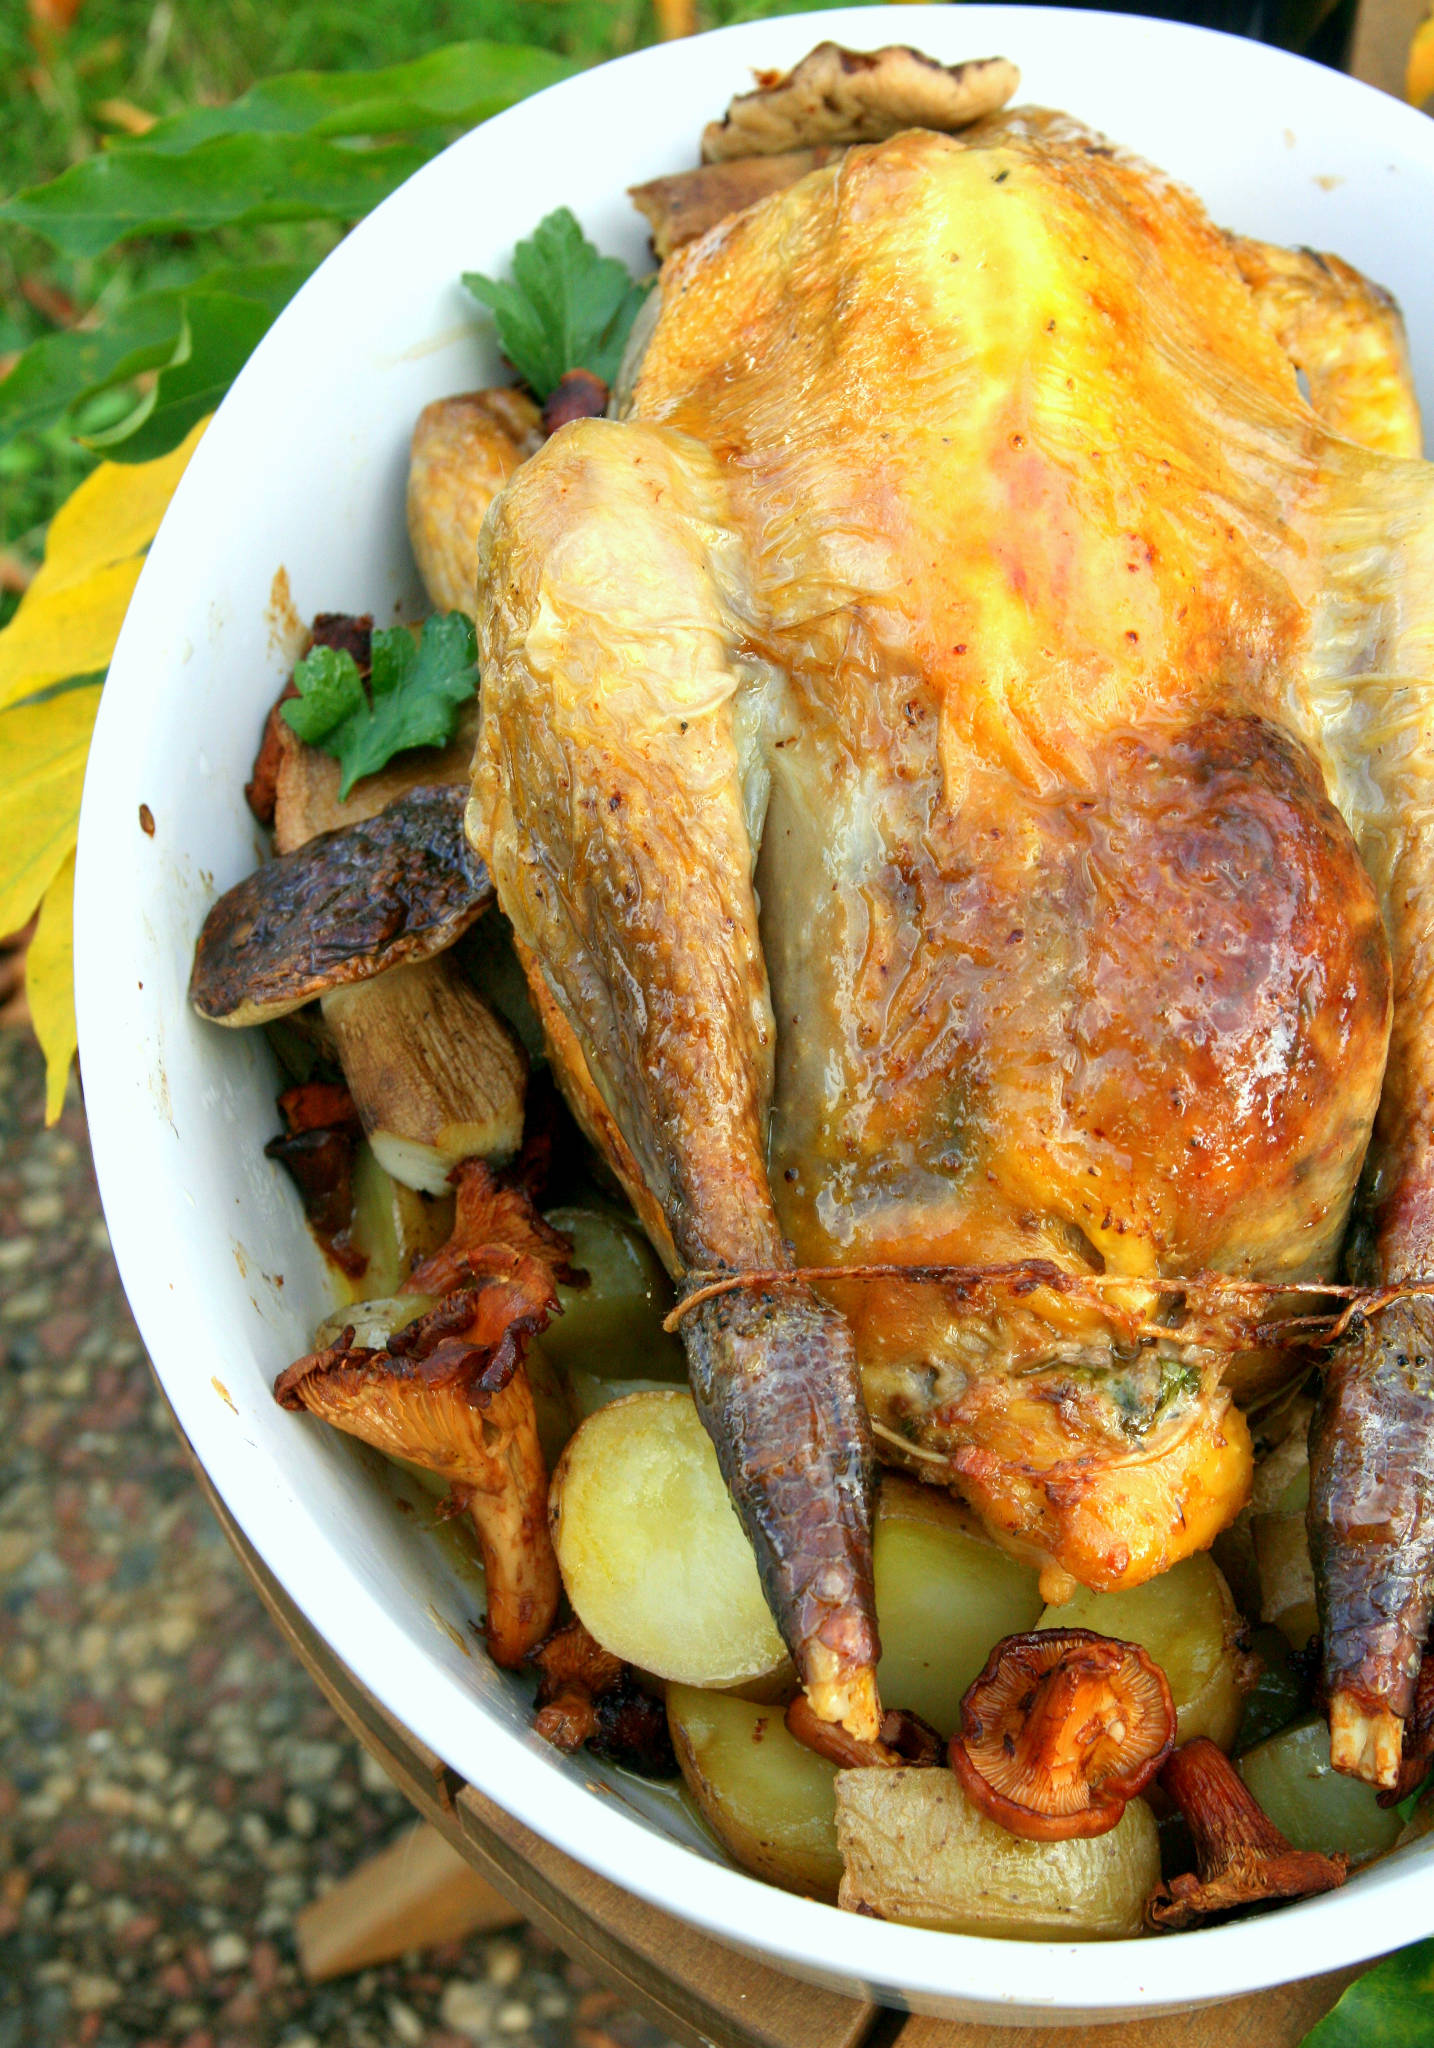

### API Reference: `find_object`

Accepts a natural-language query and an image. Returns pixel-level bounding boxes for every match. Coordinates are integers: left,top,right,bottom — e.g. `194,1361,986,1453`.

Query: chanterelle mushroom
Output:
950,1630,1175,1840
471,63,1434,1761
1148,1737,1348,1928
274,1160,575,1666
699,43,1019,161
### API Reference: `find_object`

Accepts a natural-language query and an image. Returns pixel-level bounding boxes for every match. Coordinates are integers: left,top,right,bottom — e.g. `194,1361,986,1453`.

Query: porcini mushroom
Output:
1147,1736,1349,1928
699,43,1019,161
322,955,528,1194
949,1629,1175,1841
190,785,491,1027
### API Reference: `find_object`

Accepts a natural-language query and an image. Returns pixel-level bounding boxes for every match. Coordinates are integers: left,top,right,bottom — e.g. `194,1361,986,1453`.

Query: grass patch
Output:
0,0,877,622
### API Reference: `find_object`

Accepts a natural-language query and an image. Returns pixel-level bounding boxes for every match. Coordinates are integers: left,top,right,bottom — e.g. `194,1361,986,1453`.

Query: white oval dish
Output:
76,7,1434,2024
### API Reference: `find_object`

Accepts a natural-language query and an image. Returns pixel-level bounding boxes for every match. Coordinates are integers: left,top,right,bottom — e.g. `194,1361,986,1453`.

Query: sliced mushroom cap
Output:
190,785,491,1028
273,698,479,855
950,1628,1175,1841
700,43,1020,162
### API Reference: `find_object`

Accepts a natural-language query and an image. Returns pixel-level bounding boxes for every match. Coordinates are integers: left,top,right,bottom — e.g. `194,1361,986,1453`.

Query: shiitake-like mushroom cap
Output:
950,1627,1175,1841
190,784,491,1027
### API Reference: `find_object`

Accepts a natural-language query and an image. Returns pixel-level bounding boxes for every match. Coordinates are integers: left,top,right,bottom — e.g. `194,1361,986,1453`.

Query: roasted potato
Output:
835,1767,1159,1938
1037,1552,1245,1750
541,1207,685,1384
875,1479,1042,1733
549,1390,788,1687
667,1684,841,1897
345,1142,453,1299
1238,1718,1402,1863
1251,1513,1318,1651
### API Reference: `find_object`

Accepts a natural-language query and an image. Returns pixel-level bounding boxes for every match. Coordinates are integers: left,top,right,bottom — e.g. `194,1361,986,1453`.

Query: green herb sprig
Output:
463,206,652,401
281,612,477,798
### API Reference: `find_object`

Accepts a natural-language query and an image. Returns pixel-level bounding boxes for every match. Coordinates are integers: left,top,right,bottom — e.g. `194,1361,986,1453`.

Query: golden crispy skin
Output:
475,124,1434,1748
1232,237,1423,461
471,422,880,1734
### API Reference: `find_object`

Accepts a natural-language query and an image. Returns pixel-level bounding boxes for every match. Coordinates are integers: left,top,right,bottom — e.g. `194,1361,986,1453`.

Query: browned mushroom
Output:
784,1692,944,1769
529,1618,676,1774
275,1274,561,1667
322,957,528,1193
262,1078,365,1257
407,389,544,616
189,785,491,1027
699,43,1019,162
949,1630,1175,1841
1148,1737,1349,1928
407,1155,582,1299
629,150,844,262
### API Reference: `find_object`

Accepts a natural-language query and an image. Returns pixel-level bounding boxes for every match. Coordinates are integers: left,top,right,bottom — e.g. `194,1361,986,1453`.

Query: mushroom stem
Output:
1147,1737,1348,1929
784,1693,944,1769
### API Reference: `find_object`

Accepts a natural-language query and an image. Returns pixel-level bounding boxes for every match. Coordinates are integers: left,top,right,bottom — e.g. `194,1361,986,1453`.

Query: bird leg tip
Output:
1329,1691,1403,1790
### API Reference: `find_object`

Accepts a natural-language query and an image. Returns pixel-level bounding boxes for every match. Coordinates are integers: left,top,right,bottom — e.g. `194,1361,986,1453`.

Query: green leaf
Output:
127,41,572,150
282,613,478,799
0,293,182,447
0,263,311,452
0,132,430,260
1300,1938,1434,2046
283,645,367,744
89,292,276,462
463,206,652,400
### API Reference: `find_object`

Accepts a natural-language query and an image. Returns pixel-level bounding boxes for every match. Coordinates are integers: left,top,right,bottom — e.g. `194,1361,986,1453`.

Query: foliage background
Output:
0,0,854,623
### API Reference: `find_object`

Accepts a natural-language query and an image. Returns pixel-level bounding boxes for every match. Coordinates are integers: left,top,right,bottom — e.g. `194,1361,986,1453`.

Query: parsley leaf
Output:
281,612,478,800
462,206,652,400
281,645,366,744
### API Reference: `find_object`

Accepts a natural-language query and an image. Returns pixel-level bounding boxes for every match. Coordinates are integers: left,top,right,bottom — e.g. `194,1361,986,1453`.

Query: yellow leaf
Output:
0,683,100,936
28,415,208,602
0,556,142,714
1410,10,1434,106
27,849,76,1126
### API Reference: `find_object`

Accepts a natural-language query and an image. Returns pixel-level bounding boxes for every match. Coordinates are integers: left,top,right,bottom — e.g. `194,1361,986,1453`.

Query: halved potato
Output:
549,1390,788,1687
1037,1552,1245,1750
541,1207,685,1384
875,1478,1043,1734
835,1768,1158,1938
667,1684,841,1898
1251,1513,1318,1650
346,1141,453,1300
1238,1719,1402,1863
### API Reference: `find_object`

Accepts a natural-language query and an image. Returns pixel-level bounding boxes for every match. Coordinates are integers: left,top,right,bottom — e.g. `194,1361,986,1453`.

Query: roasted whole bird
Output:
469,98,1434,1784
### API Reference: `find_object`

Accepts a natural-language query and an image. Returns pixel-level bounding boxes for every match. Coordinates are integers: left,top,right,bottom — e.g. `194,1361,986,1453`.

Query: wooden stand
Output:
177,1444,1360,2048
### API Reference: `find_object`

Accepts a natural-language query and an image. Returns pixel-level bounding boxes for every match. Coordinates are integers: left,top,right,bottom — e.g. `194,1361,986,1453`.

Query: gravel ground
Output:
0,1028,674,2048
